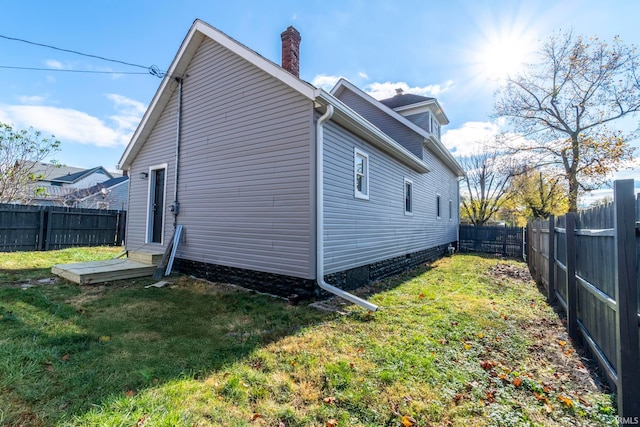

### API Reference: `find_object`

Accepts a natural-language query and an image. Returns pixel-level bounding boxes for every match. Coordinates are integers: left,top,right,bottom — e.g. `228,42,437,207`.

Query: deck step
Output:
52,259,156,285
128,250,164,265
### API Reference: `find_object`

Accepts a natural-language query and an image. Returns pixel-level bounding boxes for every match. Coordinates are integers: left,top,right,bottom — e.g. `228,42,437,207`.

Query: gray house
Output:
118,20,464,309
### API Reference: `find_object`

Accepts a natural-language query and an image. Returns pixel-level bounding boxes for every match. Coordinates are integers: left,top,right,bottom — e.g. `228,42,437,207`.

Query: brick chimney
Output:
281,26,301,77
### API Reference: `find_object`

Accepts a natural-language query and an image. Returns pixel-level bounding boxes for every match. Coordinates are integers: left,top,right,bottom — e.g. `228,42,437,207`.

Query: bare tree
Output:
459,150,513,226
494,30,639,212
0,123,61,203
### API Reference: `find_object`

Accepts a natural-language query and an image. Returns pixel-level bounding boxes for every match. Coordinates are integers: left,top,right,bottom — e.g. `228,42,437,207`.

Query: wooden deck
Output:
52,258,157,285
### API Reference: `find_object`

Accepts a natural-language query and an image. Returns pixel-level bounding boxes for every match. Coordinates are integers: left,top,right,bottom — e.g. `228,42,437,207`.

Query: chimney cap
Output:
395,88,404,95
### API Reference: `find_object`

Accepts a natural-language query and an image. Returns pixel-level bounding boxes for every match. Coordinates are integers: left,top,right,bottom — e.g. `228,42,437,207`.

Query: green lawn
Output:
0,249,616,426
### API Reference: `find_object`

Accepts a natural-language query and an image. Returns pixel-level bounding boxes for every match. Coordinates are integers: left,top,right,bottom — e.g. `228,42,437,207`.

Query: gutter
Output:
315,105,379,312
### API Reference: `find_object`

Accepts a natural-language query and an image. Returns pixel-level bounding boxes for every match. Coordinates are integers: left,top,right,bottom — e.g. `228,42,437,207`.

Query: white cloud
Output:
441,121,501,157
18,95,47,104
358,71,369,80
45,59,64,69
365,80,455,100
0,94,146,148
311,74,344,91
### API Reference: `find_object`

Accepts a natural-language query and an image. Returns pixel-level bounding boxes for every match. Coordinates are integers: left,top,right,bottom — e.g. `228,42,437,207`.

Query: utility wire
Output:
0,34,165,77
0,65,150,75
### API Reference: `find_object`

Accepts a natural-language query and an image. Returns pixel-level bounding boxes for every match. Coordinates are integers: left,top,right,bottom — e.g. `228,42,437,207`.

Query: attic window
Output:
354,148,369,200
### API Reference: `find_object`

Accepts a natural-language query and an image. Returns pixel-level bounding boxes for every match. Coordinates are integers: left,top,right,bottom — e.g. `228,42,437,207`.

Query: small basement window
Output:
436,194,441,219
404,178,413,215
354,148,369,200
449,198,453,221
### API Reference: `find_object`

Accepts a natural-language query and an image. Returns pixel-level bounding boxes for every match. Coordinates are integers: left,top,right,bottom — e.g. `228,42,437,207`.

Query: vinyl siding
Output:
127,37,315,279
334,90,424,159
323,119,459,274
405,111,431,133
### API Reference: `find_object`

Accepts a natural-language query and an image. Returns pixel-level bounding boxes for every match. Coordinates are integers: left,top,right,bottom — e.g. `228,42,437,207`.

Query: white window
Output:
404,178,413,215
449,198,453,221
436,194,441,219
354,148,369,200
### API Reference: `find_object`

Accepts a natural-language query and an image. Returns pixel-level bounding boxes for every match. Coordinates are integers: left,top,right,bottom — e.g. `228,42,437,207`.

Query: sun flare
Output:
472,21,537,81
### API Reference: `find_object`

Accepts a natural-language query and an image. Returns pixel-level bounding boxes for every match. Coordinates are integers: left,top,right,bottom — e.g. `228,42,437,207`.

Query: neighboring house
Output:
118,20,464,303
63,176,130,210
23,161,127,208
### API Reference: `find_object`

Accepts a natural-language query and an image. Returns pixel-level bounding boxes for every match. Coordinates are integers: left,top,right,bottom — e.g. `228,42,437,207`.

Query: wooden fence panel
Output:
0,204,125,252
459,225,524,259
527,179,640,420
0,205,42,251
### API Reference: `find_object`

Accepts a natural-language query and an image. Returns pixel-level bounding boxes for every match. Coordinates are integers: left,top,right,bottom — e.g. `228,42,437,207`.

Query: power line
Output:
0,33,165,77
0,65,150,75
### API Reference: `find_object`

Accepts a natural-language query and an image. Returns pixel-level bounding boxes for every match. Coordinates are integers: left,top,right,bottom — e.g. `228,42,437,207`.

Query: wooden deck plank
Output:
52,259,156,285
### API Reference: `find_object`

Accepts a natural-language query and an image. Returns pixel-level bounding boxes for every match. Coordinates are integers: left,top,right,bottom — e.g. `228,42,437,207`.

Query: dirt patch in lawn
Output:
489,261,533,282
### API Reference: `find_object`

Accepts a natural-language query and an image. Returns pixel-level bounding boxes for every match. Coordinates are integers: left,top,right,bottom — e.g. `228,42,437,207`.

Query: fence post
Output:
37,208,45,251
612,179,640,421
565,212,578,340
116,210,126,246
547,215,556,304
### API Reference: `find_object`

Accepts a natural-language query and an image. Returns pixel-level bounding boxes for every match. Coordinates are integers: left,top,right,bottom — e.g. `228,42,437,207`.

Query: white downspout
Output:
316,105,379,312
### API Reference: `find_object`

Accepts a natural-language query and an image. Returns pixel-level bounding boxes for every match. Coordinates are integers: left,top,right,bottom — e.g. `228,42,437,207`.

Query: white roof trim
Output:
393,99,450,124
330,79,463,177
119,19,320,170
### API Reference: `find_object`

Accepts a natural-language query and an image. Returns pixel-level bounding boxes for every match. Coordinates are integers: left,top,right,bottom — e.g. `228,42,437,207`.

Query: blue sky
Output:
1,0,639,201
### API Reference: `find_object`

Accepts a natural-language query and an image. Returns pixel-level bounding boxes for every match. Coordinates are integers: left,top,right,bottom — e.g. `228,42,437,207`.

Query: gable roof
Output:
118,19,320,170
49,166,113,184
330,79,463,176
379,93,434,109
118,20,461,177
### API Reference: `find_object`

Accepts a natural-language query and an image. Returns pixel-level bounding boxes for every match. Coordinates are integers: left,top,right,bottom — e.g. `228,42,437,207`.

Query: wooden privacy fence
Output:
459,225,525,259
528,179,640,420
0,204,126,252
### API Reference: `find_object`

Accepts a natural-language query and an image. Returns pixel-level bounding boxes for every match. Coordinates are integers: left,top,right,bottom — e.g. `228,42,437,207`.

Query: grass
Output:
0,249,616,426
0,246,122,283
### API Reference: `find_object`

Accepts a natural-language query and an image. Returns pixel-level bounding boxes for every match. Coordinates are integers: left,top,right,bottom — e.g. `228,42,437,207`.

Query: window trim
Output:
449,198,453,221
404,178,413,216
354,148,370,200
436,193,441,219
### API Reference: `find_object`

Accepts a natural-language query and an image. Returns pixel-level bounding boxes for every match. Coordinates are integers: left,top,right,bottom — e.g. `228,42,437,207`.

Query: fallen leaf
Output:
464,343,472,350
558,340,566,347
546,402,553,413
477,333,484,339
136,415,149,426
323,396,336,405
61,353,70,361
326,419,338,427
290,360,295,367
557,394,573,408
357,347,364,353
480,360,496,371
125,390,135,398
99,335,111,342
419,294,425,299
453,393,463,402
401,415,416,427
512,377,522,387
534,392,548,402
499,373,508,381
564,349,573,355
349,362,355,369
251,413,261,421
